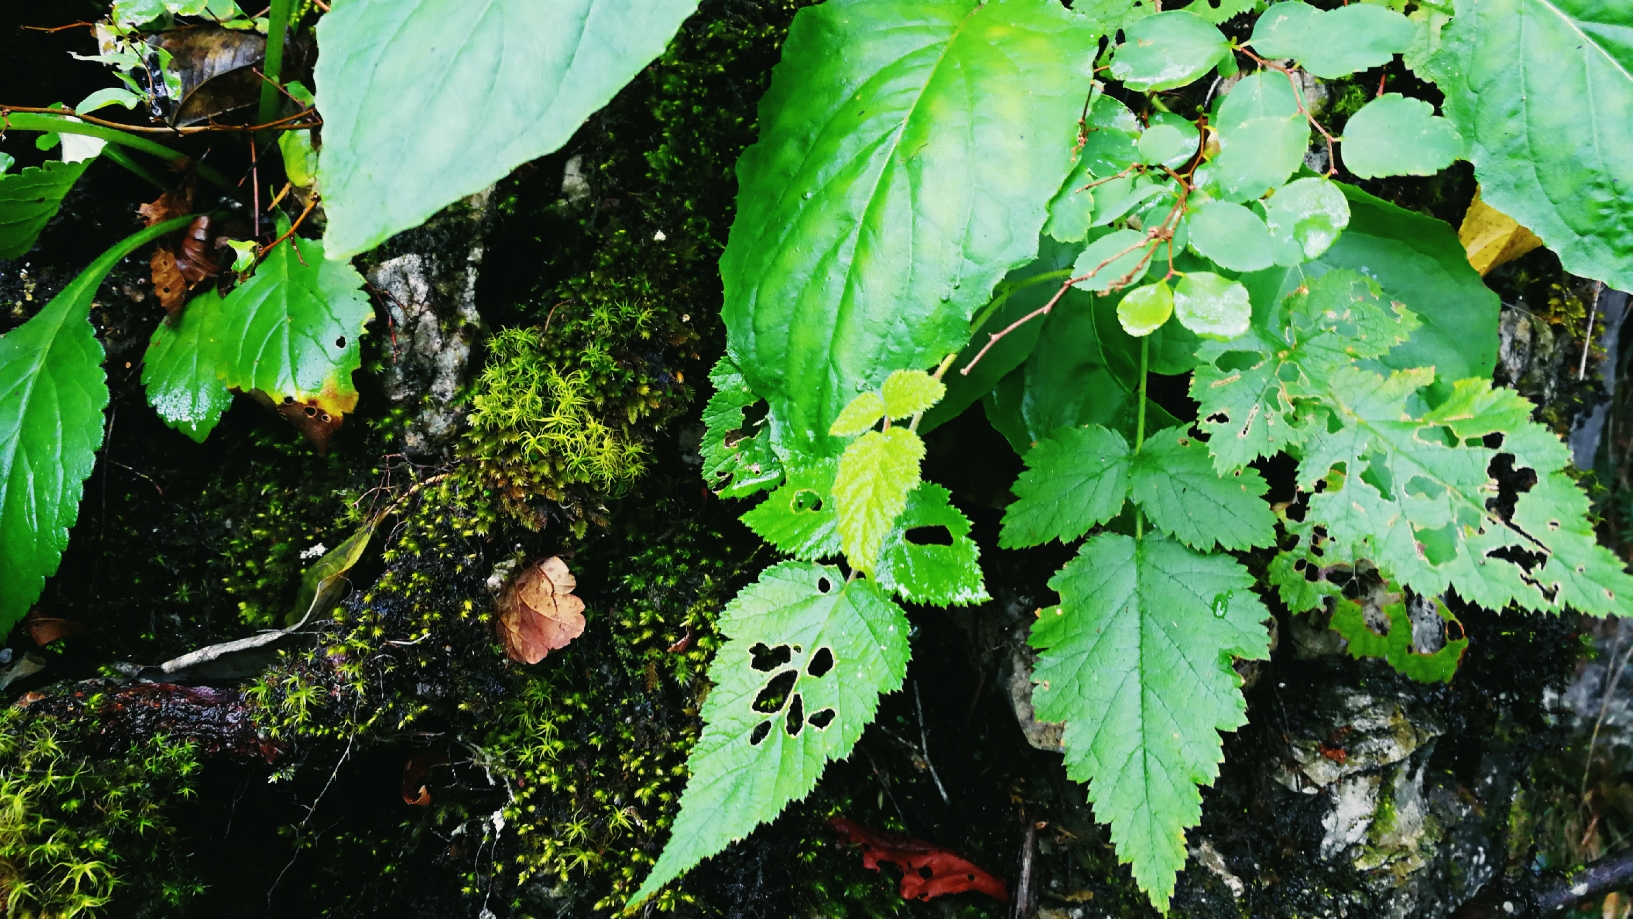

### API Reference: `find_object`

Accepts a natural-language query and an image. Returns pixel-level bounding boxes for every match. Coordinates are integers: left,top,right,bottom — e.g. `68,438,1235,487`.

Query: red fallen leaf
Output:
829,817,1009,902
23,608,85,646
497,557,586,664
402,747,449,806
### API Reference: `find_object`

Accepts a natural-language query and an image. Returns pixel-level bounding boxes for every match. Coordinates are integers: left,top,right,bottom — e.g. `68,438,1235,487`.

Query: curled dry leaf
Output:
23,608,86,646
497,556,586,664
151,244,188,314
829,818,1009,902
139,187,194,227
401,747,449,806
175,215,220,284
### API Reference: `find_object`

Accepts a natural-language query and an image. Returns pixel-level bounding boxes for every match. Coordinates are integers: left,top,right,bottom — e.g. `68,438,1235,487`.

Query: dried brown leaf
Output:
151,244,187,314
497,556,586,664
175,215,219,283
139,187,194,227
23,608,85,646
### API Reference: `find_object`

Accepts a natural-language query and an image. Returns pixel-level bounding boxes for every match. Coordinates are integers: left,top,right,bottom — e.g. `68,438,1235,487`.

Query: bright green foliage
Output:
1179,0,1258,25
1188,200,1276,272
1119,281,1175,337
832,427,925,573
873,483,988,606
739,460,841,561
1329,598,1468,683
828,391,886,437
1002,425,1133,547
1340,94,1464,178
1132,426,1275,552
0,160,90,259
1046,95,1141,243
1263,177,1350,264
1211,72,1308,203
880,369,945,420
1110,11,1229,92
213,228,372,416
1139,122,1198,169
1248,1,1416,78
1173,272,1250,340
1076,229,1153,294
0,218,187,632
112,0,240,27
701,358,783,498
631,563,910,905
314,0,701,258
1425,0,1633,289
1030,533,1270,907
722,0,1099,456
142,290,232,442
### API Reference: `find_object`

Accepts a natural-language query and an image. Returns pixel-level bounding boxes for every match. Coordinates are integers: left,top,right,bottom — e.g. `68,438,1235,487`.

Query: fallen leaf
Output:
139,187,194,226
497,557,586,664
829,817,1009,902
402,747,449,806
1459,187,1543,276
23,608,85,646
151,243,188,314
175,215,219,284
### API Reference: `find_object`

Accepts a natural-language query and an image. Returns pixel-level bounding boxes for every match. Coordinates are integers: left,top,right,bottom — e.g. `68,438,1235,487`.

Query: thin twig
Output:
256,190,321,263
913,681,950,806
1581,281,1605,381
1584,619,1633,797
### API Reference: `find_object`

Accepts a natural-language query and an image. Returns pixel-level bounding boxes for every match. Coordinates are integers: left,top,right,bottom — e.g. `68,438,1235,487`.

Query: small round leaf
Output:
1110,11,1230,92
1118,281,1175,337
1174,272,1251,340
1187,200,1276,272
1264,177,1351,264
1341,94,1464,179
1074,229,1153,294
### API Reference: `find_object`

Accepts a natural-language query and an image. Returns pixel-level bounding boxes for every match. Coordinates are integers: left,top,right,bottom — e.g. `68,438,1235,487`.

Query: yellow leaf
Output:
1459,187,1543,275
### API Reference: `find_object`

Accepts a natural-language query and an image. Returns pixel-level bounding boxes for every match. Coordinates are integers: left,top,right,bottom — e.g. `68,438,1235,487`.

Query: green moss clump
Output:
0,707,203,919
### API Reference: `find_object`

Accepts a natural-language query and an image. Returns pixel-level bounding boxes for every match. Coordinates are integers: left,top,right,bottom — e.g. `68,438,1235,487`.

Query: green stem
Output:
1134,336,1149,541
2,113,232,189
257,0,296,135
968,268,1075,335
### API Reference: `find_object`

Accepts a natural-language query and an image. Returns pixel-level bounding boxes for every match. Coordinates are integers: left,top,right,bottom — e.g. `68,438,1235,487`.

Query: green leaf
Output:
1138,122,1198,169
1118,281,1175,337
1329,598,1468,683
1046,95,1141,242
829,391,886,438
1178,0,1258,25
1110,11,1230,92
1131,426,1275,551
1248,1,1416,78
1212,72,1309,203
1402,4,1453,76
1340,94,1463,179
1075,229,1154,295
1001,425,1133,548
315,0,701,258
0,218,190,630
215,227,372,416
0,160,92,259
723,0,1101,457
1187,200,1277,272
1424,0,1633,289
142,290,232,443
701,358,784,498
278,129,318,190
880,370,944,421
740,460,841,561
289,515,379,626
874,484,988,607
1173,272,1250,340
1031,532,1269,907
1263,176,1350,265
833,428,925,573
631,563,910,905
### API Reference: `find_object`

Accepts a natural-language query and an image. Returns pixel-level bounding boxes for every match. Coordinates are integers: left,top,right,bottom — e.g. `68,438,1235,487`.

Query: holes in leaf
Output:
807,647,834,678
750,721,772,746
808,708,835,730
793,490,824,513
905,526,953,546
723,400,770,448
749,643,792,672
1215,351,1260,372
752,670,798,713
1277,362,1301,382
1486,453,1536,522
816,576,834,594
785,693,805,736
335,336,347,348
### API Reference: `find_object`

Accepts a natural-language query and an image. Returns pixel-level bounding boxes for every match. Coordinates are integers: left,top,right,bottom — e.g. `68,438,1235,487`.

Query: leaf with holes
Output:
740,460,841,561
0,160,92,259
142,289,232,443
1030,532,1269,906
1247,1,1415,78
1131,426,1275,552
723,0,1100,456
833,428,925,573
630,562,910,905
874,483,987,606
1341,94,1463,179
1329,598,1468,683
702,358,784,498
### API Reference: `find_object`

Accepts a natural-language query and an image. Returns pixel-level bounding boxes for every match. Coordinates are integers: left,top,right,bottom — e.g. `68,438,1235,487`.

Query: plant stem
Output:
257,0,296,136
968,268,1075,336
1134,336,1149,541
2,112,231,188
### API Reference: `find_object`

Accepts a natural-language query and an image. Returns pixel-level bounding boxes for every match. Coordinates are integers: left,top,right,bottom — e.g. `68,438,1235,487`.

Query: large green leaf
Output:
0,160,91,259
1001,424,1133,548
0,218,189,629
631,562,910,905
722,0,1100,457
1131,426,1275,551
315,0,701,258
142,289,233,442
1424,0,1633,289
1031,532,1269,907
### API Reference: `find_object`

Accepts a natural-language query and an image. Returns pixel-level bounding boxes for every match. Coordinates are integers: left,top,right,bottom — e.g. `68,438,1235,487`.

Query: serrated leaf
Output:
1031,533,1269,907
631,562,910,905
1075,229,1154,295
1212,72,1308,203
830,391,886,438
701,358,785,498
1110,11,1230,92
1341,94,1463,179
1131,426,1275,551
1,218,188,631
874,483,988,606
833,428,925,573
1174,272,1250,340
1178,0,1257,25
0,160,91,259
1118,282,1174,337
1268,518,1347,613
880,370,944,421
1248,1,1416,78
315,0,700,258
1188,201,1277,272
1424,0,1633,289
740,460,841,561
1329,598,1468,683
142,290,232,442
1002,425,1133,548
1264,177,1350,265
724,0,1101,457
215,227,372,416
